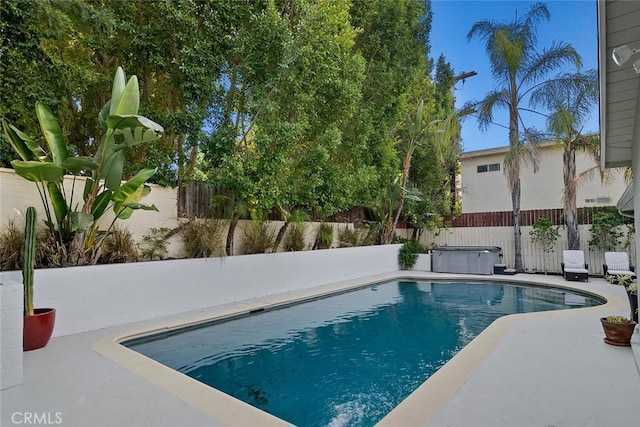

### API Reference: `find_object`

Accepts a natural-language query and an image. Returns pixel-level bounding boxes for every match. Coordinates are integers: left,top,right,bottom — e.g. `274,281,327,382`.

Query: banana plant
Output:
3,67,163,265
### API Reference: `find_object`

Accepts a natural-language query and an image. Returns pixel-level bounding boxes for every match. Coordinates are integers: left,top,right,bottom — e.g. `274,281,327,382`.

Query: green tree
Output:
346,0,432,210
467,2,580,271
530,70,600,250
1,0,230,186
382,98,433,244
405,56,462,235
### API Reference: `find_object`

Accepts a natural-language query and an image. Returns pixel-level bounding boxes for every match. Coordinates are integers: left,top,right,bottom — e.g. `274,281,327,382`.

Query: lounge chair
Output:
561,250,589,281
603,252,636,282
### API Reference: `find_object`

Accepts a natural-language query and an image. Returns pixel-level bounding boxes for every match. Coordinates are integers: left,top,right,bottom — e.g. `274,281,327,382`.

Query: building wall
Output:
459,143,627,213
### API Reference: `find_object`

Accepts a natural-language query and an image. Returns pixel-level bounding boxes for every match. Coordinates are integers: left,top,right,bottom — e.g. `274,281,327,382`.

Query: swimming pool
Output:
126,280,603,426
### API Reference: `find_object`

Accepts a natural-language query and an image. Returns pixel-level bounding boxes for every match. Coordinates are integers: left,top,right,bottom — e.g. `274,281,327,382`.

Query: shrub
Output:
589,210,633,252
285,222,306,251
314,223,334,249
398,239,425,270
241,221,276,254
36,233,67,268
338,226,365,247
182,218,225,258
139,227,170,261
0,219,23,271
0,217,66,269
99,228,139,264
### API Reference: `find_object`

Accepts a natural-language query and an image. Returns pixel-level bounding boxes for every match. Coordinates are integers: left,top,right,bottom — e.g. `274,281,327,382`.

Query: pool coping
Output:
91,271,630,426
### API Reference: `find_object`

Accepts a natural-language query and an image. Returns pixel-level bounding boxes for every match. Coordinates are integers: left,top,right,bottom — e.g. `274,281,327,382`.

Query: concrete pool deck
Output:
1,272,639,427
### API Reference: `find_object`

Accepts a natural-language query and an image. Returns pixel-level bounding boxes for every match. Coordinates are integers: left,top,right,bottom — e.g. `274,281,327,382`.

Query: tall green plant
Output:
23,207,36,316
3,67,163,265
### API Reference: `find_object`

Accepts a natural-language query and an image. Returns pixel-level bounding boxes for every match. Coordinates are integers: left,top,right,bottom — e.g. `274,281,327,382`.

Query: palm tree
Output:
530,70,600,250
467,2,580,271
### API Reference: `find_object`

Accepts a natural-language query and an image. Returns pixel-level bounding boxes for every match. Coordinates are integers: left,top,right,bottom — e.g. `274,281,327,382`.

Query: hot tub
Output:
431,246,503,275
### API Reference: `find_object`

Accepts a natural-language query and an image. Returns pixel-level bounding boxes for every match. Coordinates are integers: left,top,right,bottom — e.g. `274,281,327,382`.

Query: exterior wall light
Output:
612,44,639,66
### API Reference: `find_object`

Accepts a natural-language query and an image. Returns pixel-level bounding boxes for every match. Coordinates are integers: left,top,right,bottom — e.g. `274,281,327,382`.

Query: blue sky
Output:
430,0,599,152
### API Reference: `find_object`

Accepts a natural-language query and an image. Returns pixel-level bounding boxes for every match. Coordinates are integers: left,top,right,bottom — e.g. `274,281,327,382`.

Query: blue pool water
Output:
127,280,602,426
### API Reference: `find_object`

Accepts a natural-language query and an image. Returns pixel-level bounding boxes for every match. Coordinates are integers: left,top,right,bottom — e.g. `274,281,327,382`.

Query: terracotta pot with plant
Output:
22,206,56,351
605,274,638,322
600,315,637,347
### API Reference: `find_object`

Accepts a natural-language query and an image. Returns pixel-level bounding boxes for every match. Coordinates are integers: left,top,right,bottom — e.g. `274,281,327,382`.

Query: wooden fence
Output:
177,181,373,223
444,207,610,227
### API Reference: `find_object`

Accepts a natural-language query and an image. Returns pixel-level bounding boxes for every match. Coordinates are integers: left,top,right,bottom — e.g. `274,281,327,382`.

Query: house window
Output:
596,197,611,203
585,198,596,203
477,163,500,173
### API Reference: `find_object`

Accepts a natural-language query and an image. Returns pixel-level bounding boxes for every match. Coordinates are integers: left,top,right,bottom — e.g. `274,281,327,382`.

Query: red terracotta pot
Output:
600,317,637,347
23,308,56,351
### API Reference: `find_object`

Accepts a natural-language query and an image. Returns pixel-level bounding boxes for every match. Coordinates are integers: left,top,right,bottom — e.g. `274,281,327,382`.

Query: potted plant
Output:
605,274,638,322
3,66,163,267
22,206,56,351
600,315,637,347
398,239,429,270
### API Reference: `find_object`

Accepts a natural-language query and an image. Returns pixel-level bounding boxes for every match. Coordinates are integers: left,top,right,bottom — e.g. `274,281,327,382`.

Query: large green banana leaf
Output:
62,157,99,174
112,167,158,219
36,102,68,165
112,167,157,203
2,120,37,161
11,160,64,183
102,149,125,191
47,182,68,228
111,74,139,117
106,115,163,132
108,68,126,116
91,190,113,221
122,127,162,147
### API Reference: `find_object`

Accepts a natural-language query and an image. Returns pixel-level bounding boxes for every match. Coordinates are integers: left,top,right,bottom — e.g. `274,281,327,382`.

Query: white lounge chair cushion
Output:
604,252,632,270
564,262,585,269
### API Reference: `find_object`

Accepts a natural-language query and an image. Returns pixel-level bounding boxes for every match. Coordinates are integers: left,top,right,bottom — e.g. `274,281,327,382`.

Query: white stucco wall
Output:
459,143,627,213
0,167,180,245
0,245,402,338
0,282,23,390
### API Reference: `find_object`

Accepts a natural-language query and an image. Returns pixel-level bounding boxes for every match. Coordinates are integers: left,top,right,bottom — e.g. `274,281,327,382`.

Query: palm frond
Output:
520,42,581,90
474,90,510,131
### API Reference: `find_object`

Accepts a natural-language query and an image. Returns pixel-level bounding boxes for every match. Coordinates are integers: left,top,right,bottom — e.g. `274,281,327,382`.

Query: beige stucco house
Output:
459,141,627,213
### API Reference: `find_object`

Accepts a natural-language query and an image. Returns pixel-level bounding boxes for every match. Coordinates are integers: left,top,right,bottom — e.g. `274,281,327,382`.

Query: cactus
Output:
23,206,36,316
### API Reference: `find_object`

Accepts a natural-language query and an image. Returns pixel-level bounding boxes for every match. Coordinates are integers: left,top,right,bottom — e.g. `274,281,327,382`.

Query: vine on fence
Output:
529,217,560,275
588,209,634,252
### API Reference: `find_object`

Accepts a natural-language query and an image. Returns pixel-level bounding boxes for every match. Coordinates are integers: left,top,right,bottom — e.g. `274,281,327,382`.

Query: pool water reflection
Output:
126,280,602,427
